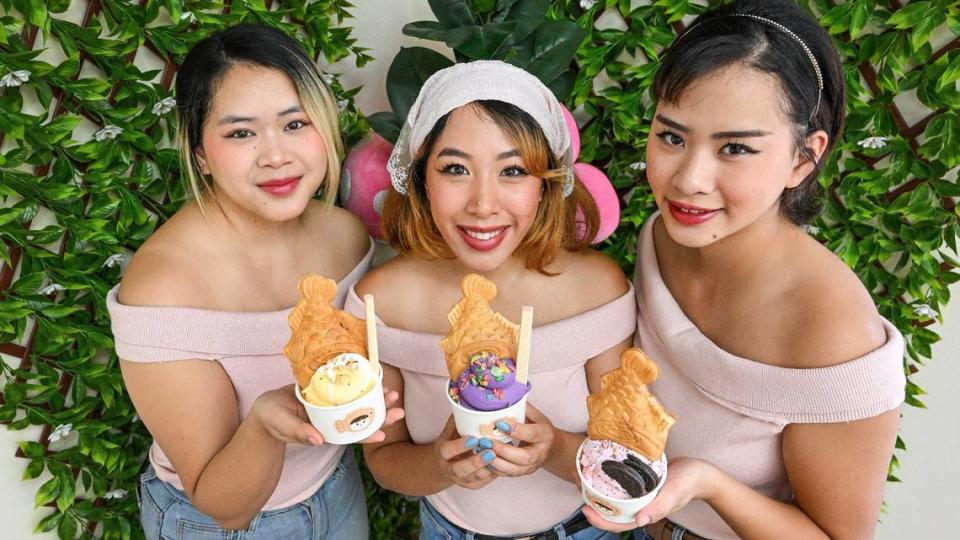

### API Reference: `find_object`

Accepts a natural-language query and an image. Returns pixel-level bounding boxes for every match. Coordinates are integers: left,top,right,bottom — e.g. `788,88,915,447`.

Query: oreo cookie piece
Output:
601,456,661,498
626,454,661,488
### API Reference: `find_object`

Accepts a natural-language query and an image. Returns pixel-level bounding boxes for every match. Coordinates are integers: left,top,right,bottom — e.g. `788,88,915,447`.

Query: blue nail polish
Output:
478,437,493,450
481,449,495,463
465,437,478,449
495,420,511,433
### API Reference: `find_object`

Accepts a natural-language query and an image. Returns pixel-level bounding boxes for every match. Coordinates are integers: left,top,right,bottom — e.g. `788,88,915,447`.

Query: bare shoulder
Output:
313,203,370,263
356,256,455,331
554,249,630,306
118,209,212,308
784,241,886,368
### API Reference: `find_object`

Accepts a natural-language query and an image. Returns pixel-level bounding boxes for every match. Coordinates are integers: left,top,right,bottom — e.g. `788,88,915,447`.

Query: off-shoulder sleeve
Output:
344,282,636,376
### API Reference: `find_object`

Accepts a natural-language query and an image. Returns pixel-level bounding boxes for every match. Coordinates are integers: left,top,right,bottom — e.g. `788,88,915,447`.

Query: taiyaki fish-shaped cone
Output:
440,274,519,382
587,348,675,461
284,274,367,388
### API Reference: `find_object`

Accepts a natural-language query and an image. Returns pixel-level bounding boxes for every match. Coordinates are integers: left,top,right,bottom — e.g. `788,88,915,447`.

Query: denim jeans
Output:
418,498,620,540
138,450,367,540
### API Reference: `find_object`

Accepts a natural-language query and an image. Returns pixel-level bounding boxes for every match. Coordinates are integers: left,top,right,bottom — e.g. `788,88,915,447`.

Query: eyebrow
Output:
216,105,303,126
436,148,521,160
655,114,771,139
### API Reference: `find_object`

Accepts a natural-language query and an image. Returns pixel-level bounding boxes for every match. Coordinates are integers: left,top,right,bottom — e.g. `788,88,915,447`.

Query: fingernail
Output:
465,437,478,449
495,420,511,433
478,438,493,450
481,449,495,463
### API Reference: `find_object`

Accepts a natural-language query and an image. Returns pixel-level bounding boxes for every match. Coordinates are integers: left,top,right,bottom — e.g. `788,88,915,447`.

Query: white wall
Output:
2,2,957,537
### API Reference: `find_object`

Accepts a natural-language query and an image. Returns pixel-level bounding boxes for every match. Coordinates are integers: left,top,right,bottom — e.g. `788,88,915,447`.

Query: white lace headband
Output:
387,60,575,198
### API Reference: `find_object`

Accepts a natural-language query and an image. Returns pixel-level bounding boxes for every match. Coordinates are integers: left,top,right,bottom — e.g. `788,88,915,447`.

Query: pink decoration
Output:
574,163,619,244
340,133,393,238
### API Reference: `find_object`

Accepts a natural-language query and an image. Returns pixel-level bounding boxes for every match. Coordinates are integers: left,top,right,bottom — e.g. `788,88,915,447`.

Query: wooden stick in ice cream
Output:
363,294,380,374
515,305,533,384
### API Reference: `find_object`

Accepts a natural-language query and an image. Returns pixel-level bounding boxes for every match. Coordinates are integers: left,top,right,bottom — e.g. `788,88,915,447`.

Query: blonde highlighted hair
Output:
174,24,343,212
382,100,599,274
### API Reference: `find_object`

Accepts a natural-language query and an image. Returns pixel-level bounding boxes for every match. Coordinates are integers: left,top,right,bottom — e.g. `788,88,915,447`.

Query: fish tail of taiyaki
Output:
462,273,497,302
288,274,338,331
621,348,659,384
445,274,498,328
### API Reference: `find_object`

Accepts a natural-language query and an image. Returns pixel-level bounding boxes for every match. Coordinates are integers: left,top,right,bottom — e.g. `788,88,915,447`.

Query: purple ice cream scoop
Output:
448,351,530,411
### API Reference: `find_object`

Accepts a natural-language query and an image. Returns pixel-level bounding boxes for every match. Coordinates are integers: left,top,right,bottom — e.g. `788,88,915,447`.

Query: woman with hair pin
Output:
347,60,636,539
585,1,905,539
107,24,401,539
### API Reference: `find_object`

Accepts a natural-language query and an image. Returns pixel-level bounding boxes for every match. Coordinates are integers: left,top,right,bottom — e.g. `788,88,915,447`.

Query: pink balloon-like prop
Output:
574,162,620,244
340,133,393,238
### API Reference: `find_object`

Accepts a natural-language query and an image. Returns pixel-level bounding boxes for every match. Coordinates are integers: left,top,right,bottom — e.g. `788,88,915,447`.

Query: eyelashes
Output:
655,130,759,155
435,163,531,177
223,118,310,139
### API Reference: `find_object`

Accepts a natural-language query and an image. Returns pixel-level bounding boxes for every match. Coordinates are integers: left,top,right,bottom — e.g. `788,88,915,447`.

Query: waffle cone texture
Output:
440,274,518,381
284,274,367,388
587,348,675,461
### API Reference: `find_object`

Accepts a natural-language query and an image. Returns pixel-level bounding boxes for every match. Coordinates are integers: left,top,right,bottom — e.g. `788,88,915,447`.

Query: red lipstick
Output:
258,177,300,196
667,200,720,225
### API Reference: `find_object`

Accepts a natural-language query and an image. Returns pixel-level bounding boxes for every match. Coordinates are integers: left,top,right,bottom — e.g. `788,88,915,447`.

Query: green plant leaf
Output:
385,47,454,124
429,0,477,28
56,475,76,512
443,20,518,59
35,477,60,508
402,20,449,41
509,20,585,85
367,112,403,144
57,514,78,540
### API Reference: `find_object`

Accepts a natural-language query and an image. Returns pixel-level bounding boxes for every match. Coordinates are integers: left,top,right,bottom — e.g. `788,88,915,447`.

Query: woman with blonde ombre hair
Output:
347,60,636,539
107,24,401,539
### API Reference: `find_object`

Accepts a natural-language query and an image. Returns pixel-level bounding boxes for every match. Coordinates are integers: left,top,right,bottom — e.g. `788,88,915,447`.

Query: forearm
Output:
705,467,829,540
542,429,584,485
365,442,453,496
190,416,286,529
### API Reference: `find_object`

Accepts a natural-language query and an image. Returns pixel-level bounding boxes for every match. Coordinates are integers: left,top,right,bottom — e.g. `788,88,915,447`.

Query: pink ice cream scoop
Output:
579,439,663,499
448,351,530,411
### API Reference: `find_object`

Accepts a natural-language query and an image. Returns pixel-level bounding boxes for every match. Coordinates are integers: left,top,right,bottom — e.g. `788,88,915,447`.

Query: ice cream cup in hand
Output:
576,438,668,523
295,363,386,445
444,387,527,444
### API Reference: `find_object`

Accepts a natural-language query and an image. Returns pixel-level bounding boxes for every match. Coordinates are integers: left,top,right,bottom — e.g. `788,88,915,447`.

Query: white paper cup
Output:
576,438,667,523
444,385,527,443
295,368,385,445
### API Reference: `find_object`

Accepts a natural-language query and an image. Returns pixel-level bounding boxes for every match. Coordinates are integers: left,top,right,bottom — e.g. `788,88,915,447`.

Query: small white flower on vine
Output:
801,224,820,235
48,424,73,443
103,489,128,500
857,136,889,150
580,0,599,9
38,283,66,295
102,254,126,268
320,72,335,85
180,11,196,23
151,97,176,116
94,125,123,141
337,99,349,111
0,69,30,87
627,161,646,171
913,304,936,319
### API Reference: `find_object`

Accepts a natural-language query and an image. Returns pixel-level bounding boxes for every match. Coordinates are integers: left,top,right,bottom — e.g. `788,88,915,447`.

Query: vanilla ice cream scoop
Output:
302,353,377,407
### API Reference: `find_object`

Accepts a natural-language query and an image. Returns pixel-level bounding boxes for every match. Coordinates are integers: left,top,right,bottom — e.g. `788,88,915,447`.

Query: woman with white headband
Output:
586,1,905,539
345,60,635,539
